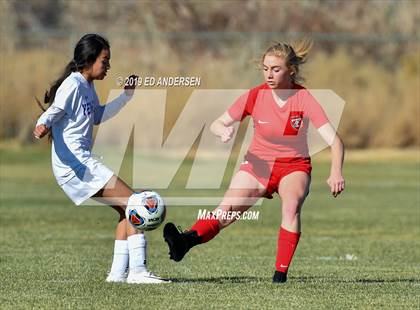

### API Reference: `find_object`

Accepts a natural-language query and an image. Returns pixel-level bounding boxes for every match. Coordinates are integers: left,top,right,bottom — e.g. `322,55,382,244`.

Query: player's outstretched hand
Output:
33,124,50,139
124,74,138,97
327,173,345,198
221,126,235,143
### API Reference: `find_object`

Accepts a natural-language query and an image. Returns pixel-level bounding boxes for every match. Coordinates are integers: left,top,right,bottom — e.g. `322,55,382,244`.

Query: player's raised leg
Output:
164,170,266,262
94,176,169,284
273,171,310,283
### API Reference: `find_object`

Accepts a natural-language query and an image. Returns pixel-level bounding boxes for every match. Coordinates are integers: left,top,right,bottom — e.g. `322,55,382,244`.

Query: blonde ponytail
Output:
262,37,314,84
291,38,313,64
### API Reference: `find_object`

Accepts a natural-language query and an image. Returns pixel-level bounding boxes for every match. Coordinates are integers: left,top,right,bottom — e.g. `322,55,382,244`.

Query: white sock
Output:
109,240,129,274
128,233,147,273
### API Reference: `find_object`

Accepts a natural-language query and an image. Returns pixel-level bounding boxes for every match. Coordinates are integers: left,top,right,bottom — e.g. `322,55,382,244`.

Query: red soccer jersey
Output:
228,83,329,161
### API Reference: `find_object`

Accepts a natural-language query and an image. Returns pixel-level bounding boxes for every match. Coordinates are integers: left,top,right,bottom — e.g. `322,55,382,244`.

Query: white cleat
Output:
126,270,171,284
106,272,128,283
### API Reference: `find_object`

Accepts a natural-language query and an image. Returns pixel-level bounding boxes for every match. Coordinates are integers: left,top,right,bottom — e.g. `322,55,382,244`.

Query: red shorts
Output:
238,153,312,199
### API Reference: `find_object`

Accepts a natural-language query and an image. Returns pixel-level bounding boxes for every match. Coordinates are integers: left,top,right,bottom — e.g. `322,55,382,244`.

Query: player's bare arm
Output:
318,122,345,197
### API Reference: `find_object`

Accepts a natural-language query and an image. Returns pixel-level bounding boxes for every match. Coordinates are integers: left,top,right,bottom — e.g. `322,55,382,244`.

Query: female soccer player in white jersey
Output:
33,34,169,284
164,39,345,283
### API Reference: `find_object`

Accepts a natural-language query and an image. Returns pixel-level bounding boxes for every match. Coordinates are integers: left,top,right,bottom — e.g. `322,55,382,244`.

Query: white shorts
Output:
59,158,114,206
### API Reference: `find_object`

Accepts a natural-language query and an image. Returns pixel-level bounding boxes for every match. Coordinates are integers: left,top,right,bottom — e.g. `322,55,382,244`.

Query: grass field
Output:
0,145,419,309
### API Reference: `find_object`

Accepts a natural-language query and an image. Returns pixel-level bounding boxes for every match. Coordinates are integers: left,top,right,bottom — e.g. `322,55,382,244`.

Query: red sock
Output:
190,218,220,243
275,227,301,273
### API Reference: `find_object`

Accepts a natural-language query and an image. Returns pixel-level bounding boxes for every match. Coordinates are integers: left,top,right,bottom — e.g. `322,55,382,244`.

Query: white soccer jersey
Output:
37,72,131,185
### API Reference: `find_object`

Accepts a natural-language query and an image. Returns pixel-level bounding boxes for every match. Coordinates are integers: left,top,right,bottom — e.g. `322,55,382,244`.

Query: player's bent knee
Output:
281,198,303,218
281,193,306,206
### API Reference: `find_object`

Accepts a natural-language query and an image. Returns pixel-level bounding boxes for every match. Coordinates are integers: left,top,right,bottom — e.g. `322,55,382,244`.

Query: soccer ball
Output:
125,191,166,231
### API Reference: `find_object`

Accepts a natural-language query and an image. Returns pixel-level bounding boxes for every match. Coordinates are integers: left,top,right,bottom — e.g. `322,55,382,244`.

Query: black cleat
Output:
272,271,288,283
163,223,201,262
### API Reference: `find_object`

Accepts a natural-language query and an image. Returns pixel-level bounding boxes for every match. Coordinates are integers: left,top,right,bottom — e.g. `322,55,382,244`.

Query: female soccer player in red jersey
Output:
163,39,345,283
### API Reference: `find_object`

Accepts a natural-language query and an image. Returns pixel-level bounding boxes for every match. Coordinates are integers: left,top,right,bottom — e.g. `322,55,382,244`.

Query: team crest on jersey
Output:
290,116,302,130
284,111,304,136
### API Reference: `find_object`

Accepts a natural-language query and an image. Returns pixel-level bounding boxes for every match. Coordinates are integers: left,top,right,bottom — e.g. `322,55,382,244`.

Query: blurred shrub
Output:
306,48,419,148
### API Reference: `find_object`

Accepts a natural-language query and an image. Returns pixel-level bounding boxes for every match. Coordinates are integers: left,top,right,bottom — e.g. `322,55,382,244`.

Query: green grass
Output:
0,145,419,309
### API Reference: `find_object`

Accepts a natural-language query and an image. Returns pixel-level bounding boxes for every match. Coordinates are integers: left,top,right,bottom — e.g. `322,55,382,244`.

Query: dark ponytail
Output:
36,33,110,112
